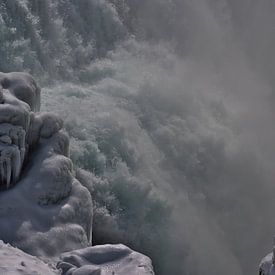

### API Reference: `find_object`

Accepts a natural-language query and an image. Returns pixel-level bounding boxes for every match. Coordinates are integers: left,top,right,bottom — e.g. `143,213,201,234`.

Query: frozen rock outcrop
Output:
0,241,58,275
57,244,155,275
0,72,41,189
0,72,41,112
0,72,93,257
0,241,155,275
260,253,273,275
259,239,275,275
0,72,155,275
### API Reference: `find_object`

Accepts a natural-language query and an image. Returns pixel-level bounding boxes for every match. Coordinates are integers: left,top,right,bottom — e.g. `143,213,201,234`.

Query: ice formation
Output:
0,240,154,275
0,241,58,275
0,72,41,190
0,72,155,274
57,244,154,275
2,1,275,274
259,239,275,275
0,72,93,256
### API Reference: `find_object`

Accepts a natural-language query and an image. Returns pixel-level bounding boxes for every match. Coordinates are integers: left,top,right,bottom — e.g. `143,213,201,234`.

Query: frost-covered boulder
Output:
0,72,155,275
0,241,58,275
259,253,275,275
0,72,41,189
0,72,93,257
0,72,41,112
57,244,155,275
0,241,155,275
259,240,275,275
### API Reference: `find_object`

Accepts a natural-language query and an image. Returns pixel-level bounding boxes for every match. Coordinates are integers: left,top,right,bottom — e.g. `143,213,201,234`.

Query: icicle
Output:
0,160,4,184
25,112,31,134
19,129,26,165
5,158,11,189
20,148,25,166
20,129,26,150
12,147,21,183
0,88,3,104
10,128,19,148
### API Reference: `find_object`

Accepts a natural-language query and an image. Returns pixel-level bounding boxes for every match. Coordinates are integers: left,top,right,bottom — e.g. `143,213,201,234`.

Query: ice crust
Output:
0,240,59,275
0,72,155,275
58,244,154,275
260,241,275,275
259,253,275,275
0,72,93,256
0,241,155,275
0,72,41,112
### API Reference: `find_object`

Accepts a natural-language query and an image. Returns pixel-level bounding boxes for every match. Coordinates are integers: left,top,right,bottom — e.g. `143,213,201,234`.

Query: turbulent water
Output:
1,1,275,274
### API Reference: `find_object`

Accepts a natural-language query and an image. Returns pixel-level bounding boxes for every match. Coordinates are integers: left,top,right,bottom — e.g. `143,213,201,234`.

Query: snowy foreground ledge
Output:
259,239,275,275
0,241,154,275
0,241,58,275
259,253,275,275
0,72,155,274
58,244,154,275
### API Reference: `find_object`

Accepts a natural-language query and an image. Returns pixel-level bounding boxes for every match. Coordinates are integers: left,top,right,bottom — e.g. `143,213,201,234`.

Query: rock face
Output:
259,253,275,275
57,244,155,275
0,242,155,275
0,72,93,257
259,240,275,275
0,72,155,275
0,241,58,275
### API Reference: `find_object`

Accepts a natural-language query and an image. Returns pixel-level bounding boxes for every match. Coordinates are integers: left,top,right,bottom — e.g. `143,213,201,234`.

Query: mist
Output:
1,0,275,274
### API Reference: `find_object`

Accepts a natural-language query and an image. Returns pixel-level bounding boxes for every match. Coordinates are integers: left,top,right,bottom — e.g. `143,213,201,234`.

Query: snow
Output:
0,124,26,188
0,72,93,256
0,241,58,275
0,241,155,275
0,72,41,112
260,246,275,275
58,244,155,275
0,72,155,274
0,129,93,257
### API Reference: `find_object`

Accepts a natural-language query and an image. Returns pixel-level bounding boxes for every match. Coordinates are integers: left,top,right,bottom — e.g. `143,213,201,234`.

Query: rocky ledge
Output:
0,72,154,275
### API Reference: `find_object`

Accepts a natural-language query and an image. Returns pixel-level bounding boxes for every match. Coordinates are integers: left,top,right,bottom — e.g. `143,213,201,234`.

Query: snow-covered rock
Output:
259,253,275,275
0,241,155,275
0,72,155,274
0,241,58,275
259,240,275,275
0,72,41,112
57,244,155,275
0,72,93,257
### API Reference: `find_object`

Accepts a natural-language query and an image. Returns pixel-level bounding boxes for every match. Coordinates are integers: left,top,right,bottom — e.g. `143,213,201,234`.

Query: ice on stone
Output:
0,72,155,274
58,244,155,275
0,241,58,275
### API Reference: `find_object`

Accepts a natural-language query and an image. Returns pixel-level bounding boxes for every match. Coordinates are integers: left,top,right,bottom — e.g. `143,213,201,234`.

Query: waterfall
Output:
1,1,275,274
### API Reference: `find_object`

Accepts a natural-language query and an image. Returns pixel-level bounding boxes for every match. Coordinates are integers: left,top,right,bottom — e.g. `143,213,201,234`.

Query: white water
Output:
1,1,275,274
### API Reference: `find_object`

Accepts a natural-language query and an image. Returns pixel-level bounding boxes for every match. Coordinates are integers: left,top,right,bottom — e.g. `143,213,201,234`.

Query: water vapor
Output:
1,1,275,274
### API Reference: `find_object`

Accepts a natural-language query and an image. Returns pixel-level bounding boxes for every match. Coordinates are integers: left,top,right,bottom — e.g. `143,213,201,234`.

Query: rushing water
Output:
1,1,275,274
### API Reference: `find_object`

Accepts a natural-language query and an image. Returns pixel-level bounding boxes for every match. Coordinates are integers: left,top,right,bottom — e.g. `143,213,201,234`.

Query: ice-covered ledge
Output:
259,238,275,275
0,72,93,256
0,241,59,275
0,72,155,274
57,244,155,275
0,241,155,275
